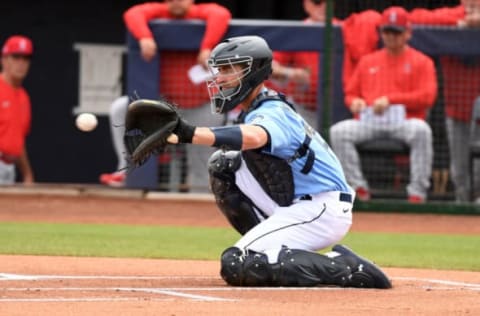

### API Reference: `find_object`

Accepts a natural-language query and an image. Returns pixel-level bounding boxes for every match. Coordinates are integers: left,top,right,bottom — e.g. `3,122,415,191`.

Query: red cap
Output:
380,6,410,32
2,35,33,56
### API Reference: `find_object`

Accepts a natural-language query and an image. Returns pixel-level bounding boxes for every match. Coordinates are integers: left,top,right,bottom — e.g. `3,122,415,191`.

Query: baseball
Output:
75,113,98,132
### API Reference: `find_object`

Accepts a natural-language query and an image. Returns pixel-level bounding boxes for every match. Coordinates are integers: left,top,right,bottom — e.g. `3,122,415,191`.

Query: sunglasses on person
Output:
9,54,32,61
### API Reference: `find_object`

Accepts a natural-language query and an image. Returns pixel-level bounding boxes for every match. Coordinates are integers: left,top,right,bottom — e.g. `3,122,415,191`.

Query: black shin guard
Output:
273,248,352,287
331,244,392,289
220,247,352,287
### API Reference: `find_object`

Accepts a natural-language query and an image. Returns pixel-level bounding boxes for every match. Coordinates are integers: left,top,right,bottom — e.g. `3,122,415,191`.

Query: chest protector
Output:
237,90,315,206
241,150,293,206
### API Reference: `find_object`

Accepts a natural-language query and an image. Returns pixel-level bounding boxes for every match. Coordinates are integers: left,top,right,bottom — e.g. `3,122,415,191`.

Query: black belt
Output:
300,192,352,203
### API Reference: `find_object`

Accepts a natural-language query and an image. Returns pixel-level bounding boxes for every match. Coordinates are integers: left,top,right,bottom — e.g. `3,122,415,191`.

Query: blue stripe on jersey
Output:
244,99,350,197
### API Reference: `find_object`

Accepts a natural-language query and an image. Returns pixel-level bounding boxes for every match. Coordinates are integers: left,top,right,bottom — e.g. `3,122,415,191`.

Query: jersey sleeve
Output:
344,56,367,107
387,54,438,111
193,4,231,50
123,3,169,40
244,102,300,158
409,6,465,25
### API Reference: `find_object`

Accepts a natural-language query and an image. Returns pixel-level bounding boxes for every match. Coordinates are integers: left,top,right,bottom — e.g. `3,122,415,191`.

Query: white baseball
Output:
76,113,98,132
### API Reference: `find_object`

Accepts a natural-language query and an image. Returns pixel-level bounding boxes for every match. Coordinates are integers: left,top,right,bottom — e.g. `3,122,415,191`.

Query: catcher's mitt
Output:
124,99,180,167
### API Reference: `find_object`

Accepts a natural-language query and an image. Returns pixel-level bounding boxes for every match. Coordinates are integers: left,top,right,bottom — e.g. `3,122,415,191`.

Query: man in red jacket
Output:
329,7,438,203
100,0,231,191
269,0,337,129
409,0,480,202
269,0,382,130
0,35,35,185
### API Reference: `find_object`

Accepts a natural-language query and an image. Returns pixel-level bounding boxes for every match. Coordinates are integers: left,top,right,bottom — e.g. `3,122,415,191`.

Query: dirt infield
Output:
0,192,479,315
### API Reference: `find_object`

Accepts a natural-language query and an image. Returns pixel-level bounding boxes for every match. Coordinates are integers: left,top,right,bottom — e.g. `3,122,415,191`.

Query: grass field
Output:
1,222,479,271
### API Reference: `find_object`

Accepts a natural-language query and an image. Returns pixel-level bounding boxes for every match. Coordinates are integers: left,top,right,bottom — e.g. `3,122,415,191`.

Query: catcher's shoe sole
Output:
333,244,392,289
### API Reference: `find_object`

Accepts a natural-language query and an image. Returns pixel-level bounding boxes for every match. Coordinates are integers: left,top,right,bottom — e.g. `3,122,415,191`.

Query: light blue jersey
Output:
244,98,350,198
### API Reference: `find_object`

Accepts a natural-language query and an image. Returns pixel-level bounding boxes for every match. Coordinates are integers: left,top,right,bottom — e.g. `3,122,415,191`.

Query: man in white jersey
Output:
131,36,392,288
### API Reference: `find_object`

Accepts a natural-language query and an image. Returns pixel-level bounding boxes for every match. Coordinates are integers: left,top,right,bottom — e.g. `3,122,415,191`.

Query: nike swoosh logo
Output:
342,208,349,213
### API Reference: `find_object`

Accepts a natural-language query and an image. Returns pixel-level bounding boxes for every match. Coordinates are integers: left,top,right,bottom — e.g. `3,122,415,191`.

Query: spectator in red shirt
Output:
409,0,480,202
269,0,382,130
100,0,231,191
269,0,337,130
0,35,35,185
329,7,438,203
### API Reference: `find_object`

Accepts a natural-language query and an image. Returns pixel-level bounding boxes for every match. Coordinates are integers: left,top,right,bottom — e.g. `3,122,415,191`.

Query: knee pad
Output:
208,150,242,188
220,247,272,286
208,150,264,235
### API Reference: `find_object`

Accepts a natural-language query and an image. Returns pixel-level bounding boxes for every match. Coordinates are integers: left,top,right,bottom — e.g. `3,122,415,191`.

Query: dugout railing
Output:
124,19,480,205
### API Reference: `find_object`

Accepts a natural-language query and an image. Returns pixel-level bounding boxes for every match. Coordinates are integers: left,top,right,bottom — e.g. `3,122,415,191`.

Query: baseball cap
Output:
380,6,410,32
2,35,33,56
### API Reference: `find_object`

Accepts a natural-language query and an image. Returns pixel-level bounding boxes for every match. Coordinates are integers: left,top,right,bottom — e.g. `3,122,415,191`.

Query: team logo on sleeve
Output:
250,114,265,124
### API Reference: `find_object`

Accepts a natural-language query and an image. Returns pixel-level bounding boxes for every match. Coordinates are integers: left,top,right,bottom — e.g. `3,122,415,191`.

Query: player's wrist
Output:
175,119,196,143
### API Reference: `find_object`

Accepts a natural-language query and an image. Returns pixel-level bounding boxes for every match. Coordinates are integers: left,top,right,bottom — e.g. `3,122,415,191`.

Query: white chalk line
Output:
393,277,480,289
0,286,236,302
1,273,480,303
0,273,212,281
0,297,175,303
421,286,480,291
1,273,480,288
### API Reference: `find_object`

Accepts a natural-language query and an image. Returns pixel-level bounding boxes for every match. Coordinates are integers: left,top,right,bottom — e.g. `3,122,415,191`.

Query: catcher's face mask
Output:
206,56,252,114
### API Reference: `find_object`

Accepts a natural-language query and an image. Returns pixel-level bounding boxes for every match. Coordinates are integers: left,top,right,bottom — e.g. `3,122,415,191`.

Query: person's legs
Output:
180,103,225,192
99,96,129,186
220,244,392,288
0,161,15,185
473,97,480,200
329,119,377,192
233,156,353,252
214,148,390,289
392,119,433,200
446,117,470,202
109,96,130,171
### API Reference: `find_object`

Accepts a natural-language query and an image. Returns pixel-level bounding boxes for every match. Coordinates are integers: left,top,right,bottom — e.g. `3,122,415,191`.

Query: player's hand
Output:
464,11,480,27
167,134,179,144
197,49,211,69
350,98,367,114
373,96,389,115
289,68,310,86
139,38,157,62
271,62,310,85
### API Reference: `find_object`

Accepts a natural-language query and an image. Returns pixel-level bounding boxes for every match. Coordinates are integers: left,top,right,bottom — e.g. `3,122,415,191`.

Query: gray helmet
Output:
206,36,273,114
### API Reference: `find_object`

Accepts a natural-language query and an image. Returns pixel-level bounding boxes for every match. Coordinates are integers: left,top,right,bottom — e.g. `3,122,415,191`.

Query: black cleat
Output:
332,244,392,289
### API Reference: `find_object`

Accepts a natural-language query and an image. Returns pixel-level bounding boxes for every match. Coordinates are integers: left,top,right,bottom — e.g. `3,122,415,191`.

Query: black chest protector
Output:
242,150,293,206
236,91,316,206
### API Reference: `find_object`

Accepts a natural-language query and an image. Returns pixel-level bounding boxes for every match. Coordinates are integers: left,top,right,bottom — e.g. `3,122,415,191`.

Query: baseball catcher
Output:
123,35,392,289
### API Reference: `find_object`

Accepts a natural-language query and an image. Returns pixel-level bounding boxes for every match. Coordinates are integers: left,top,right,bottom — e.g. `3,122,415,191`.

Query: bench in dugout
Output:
356,138,410,199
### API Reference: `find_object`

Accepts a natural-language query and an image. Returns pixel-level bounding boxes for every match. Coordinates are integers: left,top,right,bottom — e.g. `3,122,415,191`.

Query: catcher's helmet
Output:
206,36,273,114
